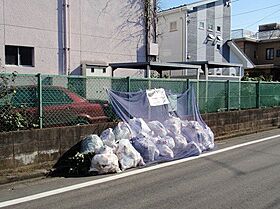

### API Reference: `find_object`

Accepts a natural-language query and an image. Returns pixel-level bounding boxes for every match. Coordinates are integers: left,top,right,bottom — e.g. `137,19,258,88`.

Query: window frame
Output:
208,24,214,31
169,21,177,32
266,48,274,60
199,22,205,30
5,45,34,67
276,49,280,57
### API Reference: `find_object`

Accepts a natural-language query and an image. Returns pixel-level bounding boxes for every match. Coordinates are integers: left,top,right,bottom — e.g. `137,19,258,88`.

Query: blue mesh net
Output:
107,85,214,164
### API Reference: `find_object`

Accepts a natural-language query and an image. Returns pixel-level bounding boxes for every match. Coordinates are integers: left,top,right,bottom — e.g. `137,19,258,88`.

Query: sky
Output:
160,0,280,32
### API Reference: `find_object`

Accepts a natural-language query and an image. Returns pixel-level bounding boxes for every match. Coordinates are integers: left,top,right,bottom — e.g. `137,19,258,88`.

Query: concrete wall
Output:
1,107,280,177
0,122,117,171
203,107,280,139
0,0,145,76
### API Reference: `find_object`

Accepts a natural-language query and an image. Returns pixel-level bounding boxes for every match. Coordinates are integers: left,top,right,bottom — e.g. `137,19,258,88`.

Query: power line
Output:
243,8,280,30
232,3,280,17
189,2,280,22
186,8,280,54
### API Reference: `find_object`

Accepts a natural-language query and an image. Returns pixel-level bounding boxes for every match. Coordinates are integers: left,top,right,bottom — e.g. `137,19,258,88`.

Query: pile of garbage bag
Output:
78,116,214,174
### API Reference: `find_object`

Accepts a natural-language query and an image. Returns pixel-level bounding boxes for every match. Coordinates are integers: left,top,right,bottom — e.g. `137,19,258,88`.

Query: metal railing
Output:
1,73,280,132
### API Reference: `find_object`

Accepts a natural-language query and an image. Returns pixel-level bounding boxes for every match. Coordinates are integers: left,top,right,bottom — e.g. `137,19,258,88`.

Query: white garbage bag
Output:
160,136,175,150
113,122,132,141
204,125,215,150
168,132,188,150
100,128,117,150
129,117,151,136
131,135,160,163
147,121,167,137
80,134,103,154
181,121,214,151
156,142,174,159
163,116,182,134
116,139,145,171
89,146,121,174
181,120,198,143
185,141,202,156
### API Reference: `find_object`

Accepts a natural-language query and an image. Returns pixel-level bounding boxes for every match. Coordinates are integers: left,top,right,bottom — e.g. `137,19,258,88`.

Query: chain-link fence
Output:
1,73,280,132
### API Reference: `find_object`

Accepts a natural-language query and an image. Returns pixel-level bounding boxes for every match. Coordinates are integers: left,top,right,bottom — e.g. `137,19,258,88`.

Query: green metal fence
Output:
1,73,280,132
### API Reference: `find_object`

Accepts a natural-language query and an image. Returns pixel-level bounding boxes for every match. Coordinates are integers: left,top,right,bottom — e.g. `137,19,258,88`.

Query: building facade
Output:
157,0,231,63
0,0,146,76
156,0,243,79
233,23,280,81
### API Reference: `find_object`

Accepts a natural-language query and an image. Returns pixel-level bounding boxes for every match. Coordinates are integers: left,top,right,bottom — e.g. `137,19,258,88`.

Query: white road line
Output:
0,134,280,208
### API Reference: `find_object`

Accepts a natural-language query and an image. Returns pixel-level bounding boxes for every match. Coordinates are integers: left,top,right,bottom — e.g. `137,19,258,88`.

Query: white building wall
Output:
214,1,224,63
0,0,146,76
196,5,207,61
2,0,59,74
230,51,242,65
0,1,4,64
157,11,185,62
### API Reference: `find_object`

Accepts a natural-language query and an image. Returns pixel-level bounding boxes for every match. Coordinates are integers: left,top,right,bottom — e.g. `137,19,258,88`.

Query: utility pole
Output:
144,0,158,77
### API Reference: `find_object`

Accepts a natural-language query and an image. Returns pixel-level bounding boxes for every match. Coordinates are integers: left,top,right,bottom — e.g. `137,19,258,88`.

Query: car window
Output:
11,87,37,107
42,88,73,106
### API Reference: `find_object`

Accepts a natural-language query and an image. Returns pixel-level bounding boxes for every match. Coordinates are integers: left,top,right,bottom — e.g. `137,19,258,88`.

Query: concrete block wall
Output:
0,122,117,171
203,107,280,139
0,108,280,175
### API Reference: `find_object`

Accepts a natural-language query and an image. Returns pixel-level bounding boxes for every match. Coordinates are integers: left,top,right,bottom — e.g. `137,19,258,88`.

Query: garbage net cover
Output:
107,86,214,163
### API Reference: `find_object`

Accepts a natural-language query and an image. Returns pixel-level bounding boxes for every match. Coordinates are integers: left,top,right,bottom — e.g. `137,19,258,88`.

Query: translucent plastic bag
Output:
116,139,145,171
113,122,132,141
129,118,151,136
131,135,160,163
160,136,175,150
147,121,167,137
174,141,202,158
181,120,214,151
89,146,121,174
100,128,117,150
163,116,182,134
168,132,188,150
204,125,215,150
80,134,104,154
156,142,174,159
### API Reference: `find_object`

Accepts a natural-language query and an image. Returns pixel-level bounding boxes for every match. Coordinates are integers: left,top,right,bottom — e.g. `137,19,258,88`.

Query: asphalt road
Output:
1,129,280,209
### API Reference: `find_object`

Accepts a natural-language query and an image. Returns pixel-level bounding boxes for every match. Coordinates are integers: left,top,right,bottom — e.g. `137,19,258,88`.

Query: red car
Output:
1,85,109,127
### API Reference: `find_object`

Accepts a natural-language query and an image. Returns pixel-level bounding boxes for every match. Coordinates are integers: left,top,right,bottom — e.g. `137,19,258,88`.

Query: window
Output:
276,49,280,57
217,26,221,32
217,44,221,50
208,24,214,31
170,21,177,32
266,48,274,60
11,87,36,107
5,45,34,66
199,22,205,29
42,88,73,106
91,68,95,73
103,68,107,73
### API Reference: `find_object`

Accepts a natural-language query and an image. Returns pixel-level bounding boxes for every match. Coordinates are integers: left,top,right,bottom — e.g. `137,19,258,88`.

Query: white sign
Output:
146,88,170,106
